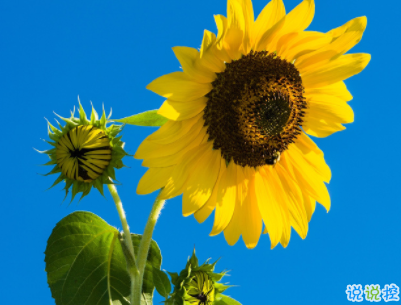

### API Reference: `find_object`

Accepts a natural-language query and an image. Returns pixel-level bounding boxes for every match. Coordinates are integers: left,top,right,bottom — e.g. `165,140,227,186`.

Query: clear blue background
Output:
1,0,399,304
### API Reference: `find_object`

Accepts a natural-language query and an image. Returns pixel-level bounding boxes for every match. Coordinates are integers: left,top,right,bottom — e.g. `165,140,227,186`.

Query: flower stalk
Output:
107,184,139,305
133,193,166,305
108,184,165,305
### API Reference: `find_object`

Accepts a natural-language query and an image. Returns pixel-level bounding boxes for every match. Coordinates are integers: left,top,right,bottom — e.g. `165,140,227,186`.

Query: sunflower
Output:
166,250,229,305
135,0,370,249
40,101,128,201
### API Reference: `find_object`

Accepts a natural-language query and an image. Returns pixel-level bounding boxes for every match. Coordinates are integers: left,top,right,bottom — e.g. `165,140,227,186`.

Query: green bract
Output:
39,99,128,201
166,250,230,305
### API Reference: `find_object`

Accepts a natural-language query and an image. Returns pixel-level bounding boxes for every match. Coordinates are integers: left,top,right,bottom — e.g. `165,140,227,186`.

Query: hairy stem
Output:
107,184,139,305
133,194,166,305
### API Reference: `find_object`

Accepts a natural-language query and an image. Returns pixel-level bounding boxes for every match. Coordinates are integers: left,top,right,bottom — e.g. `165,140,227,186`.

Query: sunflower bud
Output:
166,249,229,305
38,99,128,201
184,271,215,305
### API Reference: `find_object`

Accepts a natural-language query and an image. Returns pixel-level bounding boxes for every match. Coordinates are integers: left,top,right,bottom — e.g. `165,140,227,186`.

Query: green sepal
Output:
187,248,198,268
44,140,57,147
106,165,117,181
63,179,74,195
90,103,99,123
78,184,91,202
214,294,242,305
112,109,168,127
100,105,107,126
35,147,56,155
78,99,89,124
70,181,80,203
43,165,62,176
46,120,62,137
46,173,66,190
42,159,57,166
93,178,105,196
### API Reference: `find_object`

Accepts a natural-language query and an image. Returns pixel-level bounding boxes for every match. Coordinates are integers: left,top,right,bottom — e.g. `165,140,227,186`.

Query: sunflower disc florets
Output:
166,250,230,305
39,99,128,201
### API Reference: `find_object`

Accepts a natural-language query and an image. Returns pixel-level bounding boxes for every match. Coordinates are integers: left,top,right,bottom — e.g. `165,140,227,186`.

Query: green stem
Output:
107,184,139,305
133,193,166,305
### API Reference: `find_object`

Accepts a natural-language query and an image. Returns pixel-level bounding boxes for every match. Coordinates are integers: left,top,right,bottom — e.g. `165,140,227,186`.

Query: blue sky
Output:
1,0,400,304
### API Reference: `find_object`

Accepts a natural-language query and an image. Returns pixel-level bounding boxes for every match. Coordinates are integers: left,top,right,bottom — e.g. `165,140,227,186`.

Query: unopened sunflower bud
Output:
38,99,128,201
166,249,230,305
184,271,215,305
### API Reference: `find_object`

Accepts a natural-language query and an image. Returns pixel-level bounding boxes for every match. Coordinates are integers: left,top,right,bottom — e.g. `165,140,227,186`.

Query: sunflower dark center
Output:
204,50,306,167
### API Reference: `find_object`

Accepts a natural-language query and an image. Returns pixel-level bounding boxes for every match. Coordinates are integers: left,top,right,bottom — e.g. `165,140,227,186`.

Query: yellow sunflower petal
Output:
253,0,286,48
194,158,226,223
276,32,299,56
194,196,217,224
182,149,222,216
213,15,236,63
264,167,292,248
305,81,352,102
328,16,367,38
223,197,242,246
210,161,237,236
158,96,207,121
283,147,331,211
135,116,204,160
236,164,249,205
326,16,367,54
158,142,212,200
215,15,228,46
254,14,285,52
200,29,228,71
307,93,354,128
137,167,174,195
224,1,245,60
242,0,255,53
239,167,262,249
277,156,316,223
254,169,283,249
230,0,254,54
147,114,201,144
302,53,371,88
296,17,368,72
280,218,291,248
147,71,212,102
200,29,216,57
276,163,308,239
223,164,251,246
142,127,207,168
279,31,332,62
303,116,346,138
172,46,216,83
295,132,331,182
303,193,316,222
276,0,314,37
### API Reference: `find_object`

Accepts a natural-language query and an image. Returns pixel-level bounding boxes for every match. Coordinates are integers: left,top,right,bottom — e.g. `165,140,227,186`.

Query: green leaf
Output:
113,110,168,127
152,268,171,298
167,272,179,286
214,295,242,305
45,211,161,305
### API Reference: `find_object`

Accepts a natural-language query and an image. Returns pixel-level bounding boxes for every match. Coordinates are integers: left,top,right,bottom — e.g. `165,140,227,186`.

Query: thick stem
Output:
133,194,166,305
107,184,139,305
